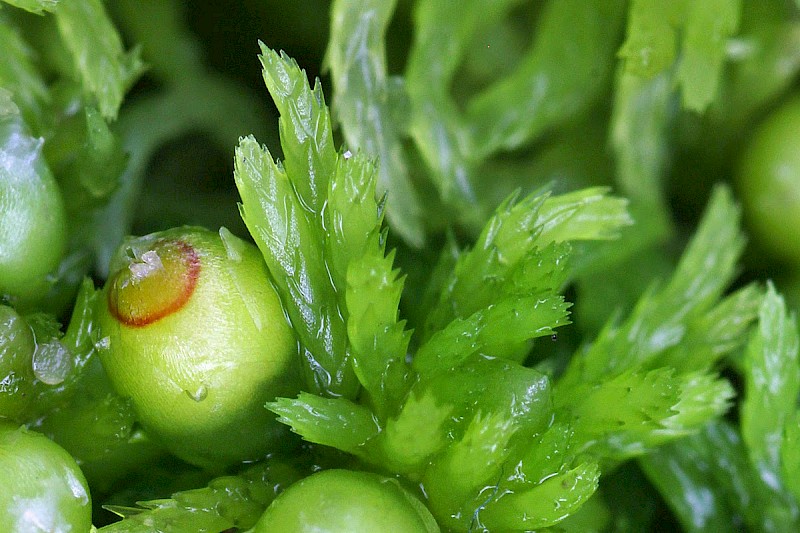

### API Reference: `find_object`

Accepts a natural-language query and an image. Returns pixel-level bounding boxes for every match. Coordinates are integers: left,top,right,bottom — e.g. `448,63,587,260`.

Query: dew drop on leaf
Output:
185,383,209,402
32,340,72,385
95,336,111,351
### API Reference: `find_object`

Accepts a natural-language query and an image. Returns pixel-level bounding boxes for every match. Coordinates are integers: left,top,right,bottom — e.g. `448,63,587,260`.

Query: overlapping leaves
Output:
233,46,753,531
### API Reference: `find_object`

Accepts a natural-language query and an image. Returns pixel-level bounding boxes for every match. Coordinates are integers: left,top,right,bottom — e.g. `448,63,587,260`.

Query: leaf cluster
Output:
233,45,761,531
640,286,800,530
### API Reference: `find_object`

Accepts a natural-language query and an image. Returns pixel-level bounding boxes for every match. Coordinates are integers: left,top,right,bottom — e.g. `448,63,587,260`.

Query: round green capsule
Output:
0,91,67,308
0,422,92,532
95,226,300,468
253,469,440,533
736,94,800,265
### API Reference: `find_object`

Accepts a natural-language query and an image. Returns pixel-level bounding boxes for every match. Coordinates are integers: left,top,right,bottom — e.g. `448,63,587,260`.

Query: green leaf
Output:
99,460,303,532
53,0,145,120
424,410,518,529
412,356,552,444
741,283,800,494
662,372,735,435
466,0,626,158
407,0,520,96
782,412,800,505
560,186,744,387
639,421,752,532
558,368,678,457
328,0,425,246
378,390,453,473
646,184,743,333
555,196,744,459
618,0,686,78
268,393,380,456
468,359,553,438
316,137,410,416
655,283,763,371
258,44,335,214
400,358,555,520
556,366,733,461
640,420,791,532
414,294,570,374
479,461,600,531
406,0,517,211
416,360,553,529
325,152,411,411
0,0,58,14
235,135,355,398
426,190,549,331
110,0,206,84
0,14,50,133
610,68,673,226
47,104,127,213
536,187,632,244
677,0,742,111
238,46,413,401
424,188,629,338
324,153,382,286
509,423,575,489
76,107,126,197
346,249,412,414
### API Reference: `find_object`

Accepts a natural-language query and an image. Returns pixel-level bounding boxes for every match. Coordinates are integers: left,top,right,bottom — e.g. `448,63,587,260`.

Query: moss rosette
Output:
96,226,300,468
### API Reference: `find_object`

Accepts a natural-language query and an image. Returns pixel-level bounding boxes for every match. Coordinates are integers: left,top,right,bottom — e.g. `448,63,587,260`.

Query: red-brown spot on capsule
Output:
107,239,200,327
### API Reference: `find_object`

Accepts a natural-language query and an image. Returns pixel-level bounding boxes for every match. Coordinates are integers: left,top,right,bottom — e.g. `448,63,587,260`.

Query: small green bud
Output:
96,226,300,468
0,90,67,308
253,469,440,533
0,422,92,532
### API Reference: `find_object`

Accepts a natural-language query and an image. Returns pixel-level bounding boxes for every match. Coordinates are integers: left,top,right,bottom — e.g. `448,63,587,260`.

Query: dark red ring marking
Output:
108,239,201,327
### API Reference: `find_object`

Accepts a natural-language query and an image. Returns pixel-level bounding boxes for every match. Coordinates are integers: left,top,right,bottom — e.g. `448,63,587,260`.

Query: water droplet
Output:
0,371,20,393
32,341,72,385
95,336,111,351
185,384,208,402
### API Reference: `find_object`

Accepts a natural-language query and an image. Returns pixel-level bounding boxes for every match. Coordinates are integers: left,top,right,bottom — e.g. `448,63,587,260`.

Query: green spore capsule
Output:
253,469,440,533
0,422,92,532
96,226,300,468
737,94,800,265
0,90,67,309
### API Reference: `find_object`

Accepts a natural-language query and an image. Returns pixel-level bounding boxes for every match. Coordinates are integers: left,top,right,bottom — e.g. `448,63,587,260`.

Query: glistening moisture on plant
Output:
2,0,800,531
